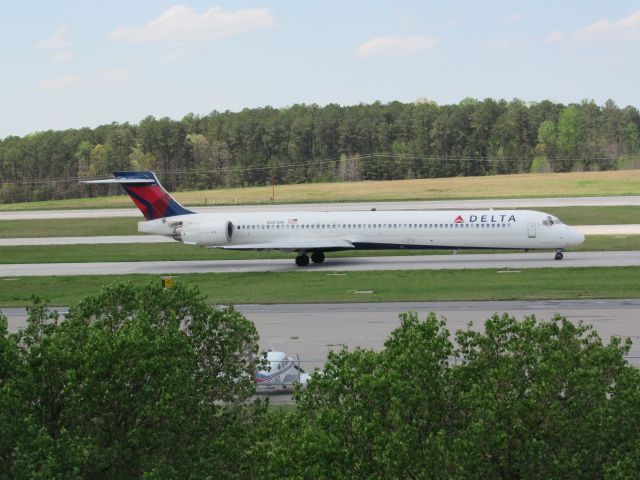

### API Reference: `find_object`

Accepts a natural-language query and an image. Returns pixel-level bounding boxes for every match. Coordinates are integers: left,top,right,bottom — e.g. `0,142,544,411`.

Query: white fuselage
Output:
139,209,585,252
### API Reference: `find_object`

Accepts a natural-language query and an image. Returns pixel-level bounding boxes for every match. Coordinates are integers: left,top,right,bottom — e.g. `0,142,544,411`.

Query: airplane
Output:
83,171,585,265
254,350,310,392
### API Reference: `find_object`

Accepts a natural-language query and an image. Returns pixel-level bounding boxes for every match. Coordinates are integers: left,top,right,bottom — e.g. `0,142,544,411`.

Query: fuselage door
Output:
527,222,536,238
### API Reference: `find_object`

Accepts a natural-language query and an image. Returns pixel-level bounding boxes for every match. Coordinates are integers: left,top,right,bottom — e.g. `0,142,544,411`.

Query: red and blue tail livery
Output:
84,171,193,220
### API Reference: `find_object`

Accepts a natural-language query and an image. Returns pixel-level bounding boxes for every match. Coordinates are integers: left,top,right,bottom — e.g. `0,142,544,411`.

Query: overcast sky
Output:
2,0,640,138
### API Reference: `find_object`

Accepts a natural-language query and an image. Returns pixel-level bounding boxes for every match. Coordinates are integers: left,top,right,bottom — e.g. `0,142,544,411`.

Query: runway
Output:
2,195,639,220
4,300,640,371
1,251,639,276
5,299,638,404
0,235,175,246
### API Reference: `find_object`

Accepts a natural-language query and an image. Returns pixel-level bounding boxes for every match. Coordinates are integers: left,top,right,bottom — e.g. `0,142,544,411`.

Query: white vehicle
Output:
84,171,585,265
255,350,310,392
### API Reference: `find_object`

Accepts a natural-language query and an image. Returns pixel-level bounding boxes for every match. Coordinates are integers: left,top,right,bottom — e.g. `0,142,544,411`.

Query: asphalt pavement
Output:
1,251,638,276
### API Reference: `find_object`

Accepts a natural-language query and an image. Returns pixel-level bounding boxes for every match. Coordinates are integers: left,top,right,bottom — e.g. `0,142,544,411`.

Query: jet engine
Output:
173,221,233,246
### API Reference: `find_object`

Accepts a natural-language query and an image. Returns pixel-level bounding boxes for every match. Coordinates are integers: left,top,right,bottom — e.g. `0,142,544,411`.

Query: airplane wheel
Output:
311,251,325,263
554,251,564,261
295,254,310,267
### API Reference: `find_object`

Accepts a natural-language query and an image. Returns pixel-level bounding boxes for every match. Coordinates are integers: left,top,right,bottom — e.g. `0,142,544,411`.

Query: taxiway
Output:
1,195,639,220
1,251,638,276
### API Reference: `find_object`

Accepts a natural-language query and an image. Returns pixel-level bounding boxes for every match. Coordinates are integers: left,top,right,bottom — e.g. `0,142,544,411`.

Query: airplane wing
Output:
220,238,354,251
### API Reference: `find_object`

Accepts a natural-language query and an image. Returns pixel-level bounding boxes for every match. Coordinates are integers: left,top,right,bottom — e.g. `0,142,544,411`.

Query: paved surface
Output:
1,251,638,276
0,235,175,247
0,235,173,246
2,196,640,220
577,224,640,235
0,224,638,246
5,300,639,367
5,300,640,404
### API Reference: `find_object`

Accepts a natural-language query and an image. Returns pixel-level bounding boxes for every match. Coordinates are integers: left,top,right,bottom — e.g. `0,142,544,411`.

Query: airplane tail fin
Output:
83,171,194,220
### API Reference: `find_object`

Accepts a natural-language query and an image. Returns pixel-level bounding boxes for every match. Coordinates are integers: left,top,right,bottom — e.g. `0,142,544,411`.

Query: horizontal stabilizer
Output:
81,178,155,184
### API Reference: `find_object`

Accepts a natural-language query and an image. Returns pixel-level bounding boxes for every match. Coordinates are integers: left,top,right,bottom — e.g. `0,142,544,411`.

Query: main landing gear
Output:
311,251,325,264
295,251,325,267
554,249,564,261
295,254,309,267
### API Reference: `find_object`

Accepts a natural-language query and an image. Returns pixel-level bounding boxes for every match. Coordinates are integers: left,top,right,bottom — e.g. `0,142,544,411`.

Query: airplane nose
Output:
569,228,585,246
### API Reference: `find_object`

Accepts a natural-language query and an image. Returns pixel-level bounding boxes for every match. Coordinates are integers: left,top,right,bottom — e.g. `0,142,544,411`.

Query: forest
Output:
1,98,640,203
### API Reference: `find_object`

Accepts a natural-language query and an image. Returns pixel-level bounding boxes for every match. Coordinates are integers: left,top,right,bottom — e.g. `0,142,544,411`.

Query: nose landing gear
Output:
554,249,564,261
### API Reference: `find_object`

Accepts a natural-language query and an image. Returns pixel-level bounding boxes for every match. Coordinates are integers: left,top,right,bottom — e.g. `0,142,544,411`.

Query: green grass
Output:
541,206,640,225
0,236,637,264
1,206,638,239
0,217,142,238
2,170,639,211
577,235,640,251
0,267,638,307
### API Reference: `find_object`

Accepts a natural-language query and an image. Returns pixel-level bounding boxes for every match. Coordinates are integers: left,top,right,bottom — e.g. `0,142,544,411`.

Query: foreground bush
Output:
0,282,267,480
268,312,640,479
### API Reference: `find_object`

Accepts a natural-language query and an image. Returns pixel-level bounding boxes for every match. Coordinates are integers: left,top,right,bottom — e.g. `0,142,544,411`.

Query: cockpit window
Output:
543,216,563,226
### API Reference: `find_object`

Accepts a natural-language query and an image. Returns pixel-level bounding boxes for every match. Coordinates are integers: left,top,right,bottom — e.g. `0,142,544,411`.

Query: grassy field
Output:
2,170,639,211
0,267,638,307
1,206,639,239
0,217,142,238
0,235,637,264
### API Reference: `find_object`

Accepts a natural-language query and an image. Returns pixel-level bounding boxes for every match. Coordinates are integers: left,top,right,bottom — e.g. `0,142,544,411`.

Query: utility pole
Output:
271,175,275,202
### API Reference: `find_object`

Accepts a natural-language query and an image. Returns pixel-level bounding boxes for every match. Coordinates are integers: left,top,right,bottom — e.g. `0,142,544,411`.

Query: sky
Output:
2,0,640,138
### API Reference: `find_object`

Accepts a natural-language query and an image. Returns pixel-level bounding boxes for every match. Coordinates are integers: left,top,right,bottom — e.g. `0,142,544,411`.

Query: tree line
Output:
1,282,639,479
1,98,640,203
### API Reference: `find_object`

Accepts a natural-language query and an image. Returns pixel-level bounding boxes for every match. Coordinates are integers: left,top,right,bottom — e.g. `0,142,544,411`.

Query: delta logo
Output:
453,214,518,223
